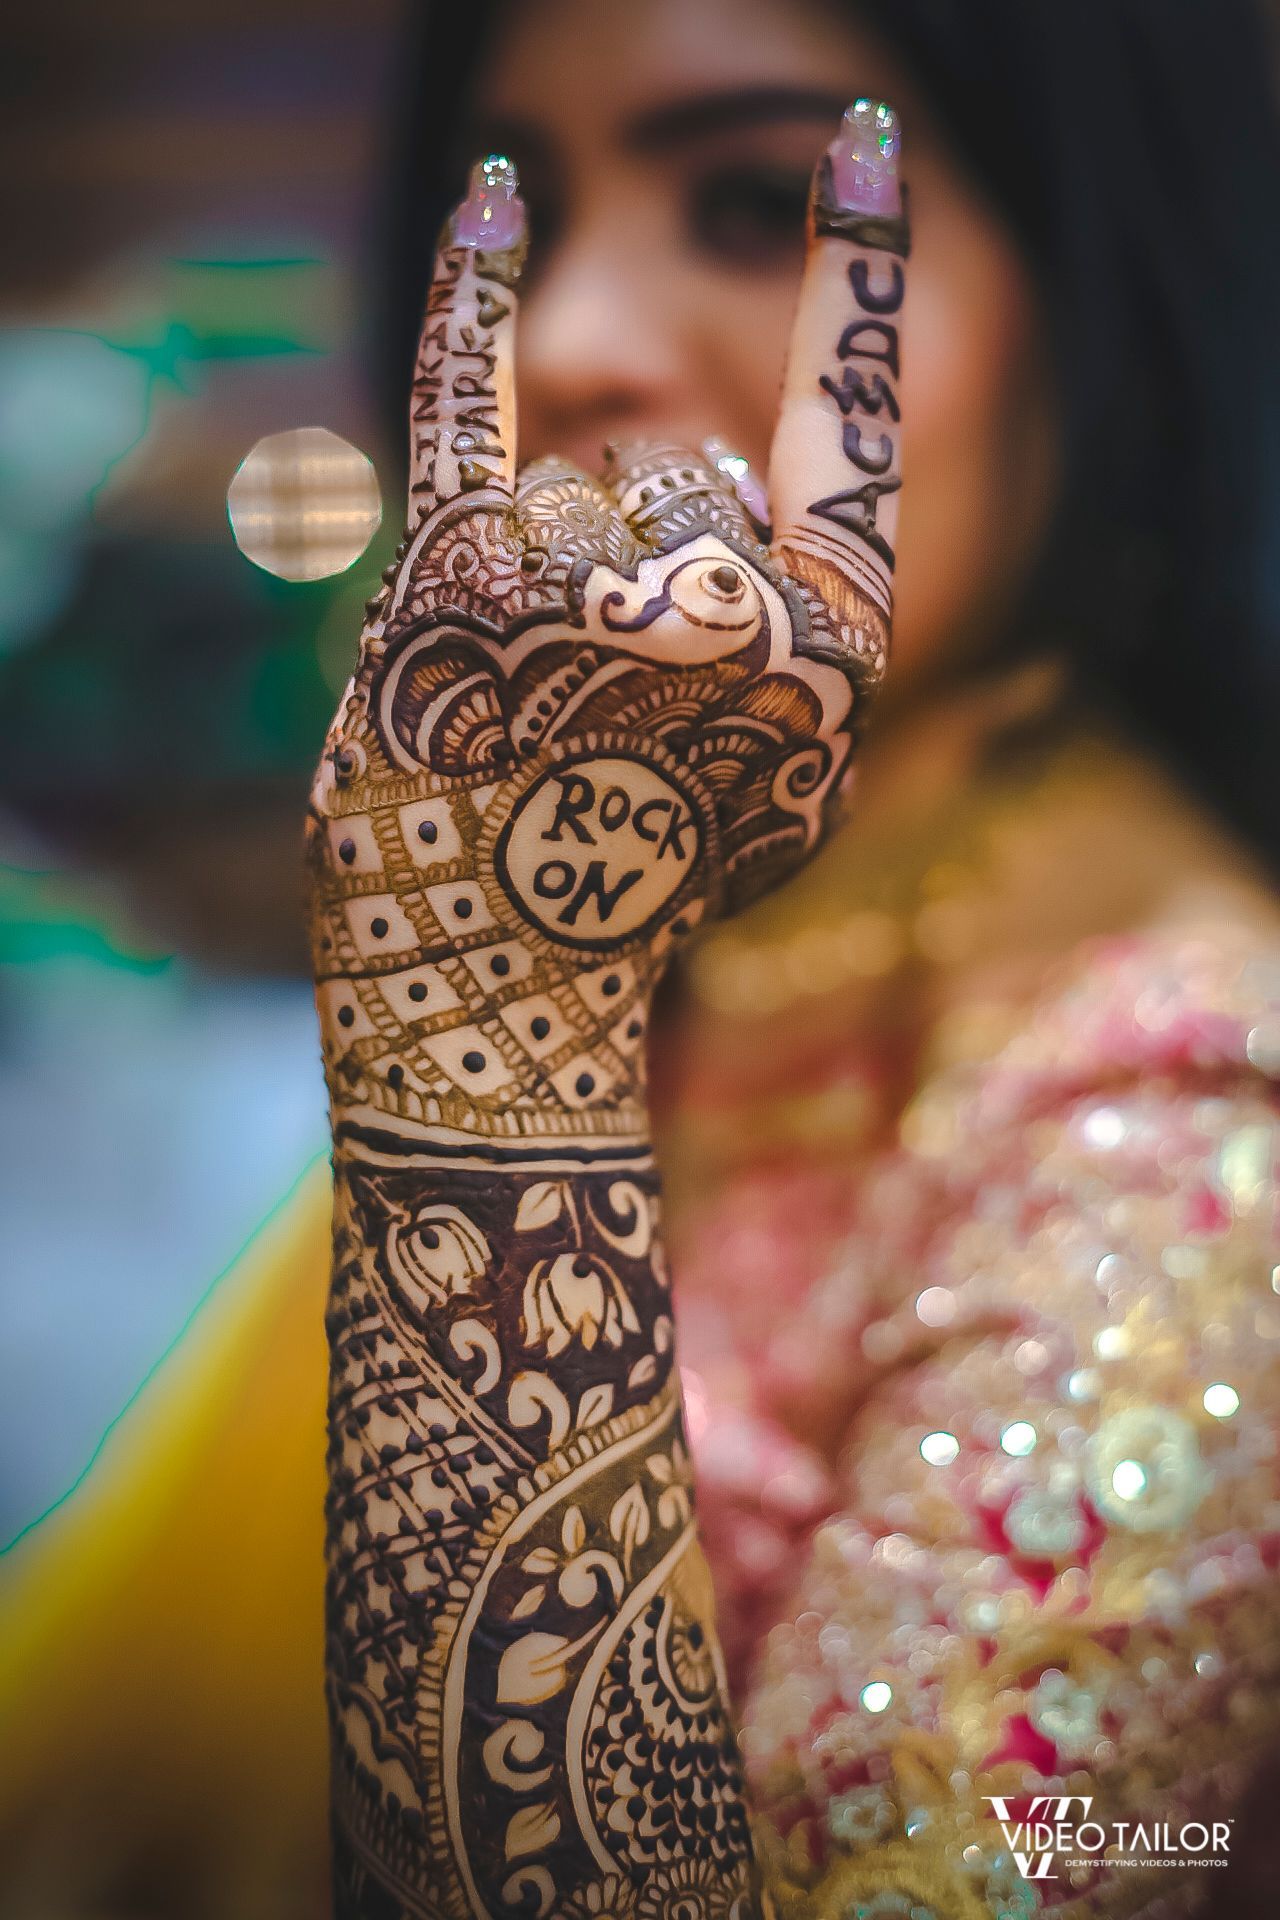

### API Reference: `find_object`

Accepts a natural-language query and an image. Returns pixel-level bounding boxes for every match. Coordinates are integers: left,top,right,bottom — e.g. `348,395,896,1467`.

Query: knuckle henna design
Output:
605,442,763,555
310,138,908,1920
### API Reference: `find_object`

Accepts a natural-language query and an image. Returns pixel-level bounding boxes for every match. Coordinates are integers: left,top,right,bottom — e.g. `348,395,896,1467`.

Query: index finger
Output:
407,155,526,515
768,101,909,631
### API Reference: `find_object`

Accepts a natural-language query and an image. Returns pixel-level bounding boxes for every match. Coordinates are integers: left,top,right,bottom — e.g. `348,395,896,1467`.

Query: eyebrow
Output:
472,83,850,171
623,84,851,151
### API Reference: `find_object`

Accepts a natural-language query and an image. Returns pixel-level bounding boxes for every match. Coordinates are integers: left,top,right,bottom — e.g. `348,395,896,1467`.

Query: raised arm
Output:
308,110,908,1918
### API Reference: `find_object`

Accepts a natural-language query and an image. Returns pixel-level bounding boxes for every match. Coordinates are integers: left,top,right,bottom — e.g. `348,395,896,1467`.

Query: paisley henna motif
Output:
310,141,908,1919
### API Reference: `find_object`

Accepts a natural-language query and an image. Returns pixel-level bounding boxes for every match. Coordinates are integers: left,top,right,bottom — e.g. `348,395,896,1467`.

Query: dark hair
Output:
379,0,1280,870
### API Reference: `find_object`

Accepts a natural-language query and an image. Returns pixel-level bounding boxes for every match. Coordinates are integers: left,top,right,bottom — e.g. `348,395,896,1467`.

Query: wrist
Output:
316,927,654,1144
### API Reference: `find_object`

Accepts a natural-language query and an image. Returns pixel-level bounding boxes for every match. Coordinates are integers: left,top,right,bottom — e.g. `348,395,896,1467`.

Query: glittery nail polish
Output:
451,154,525,250
725,460,770,528
702,436,770,528
827,99,901,217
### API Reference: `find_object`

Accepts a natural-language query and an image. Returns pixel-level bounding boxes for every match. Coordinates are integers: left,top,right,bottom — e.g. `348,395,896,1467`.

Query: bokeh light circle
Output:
227,426,381,581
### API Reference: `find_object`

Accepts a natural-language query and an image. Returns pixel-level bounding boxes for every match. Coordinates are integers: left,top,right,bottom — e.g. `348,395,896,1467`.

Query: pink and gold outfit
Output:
676,923,1280,1914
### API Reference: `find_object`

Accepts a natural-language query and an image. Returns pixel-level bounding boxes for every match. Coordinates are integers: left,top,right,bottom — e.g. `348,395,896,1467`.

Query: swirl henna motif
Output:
309,136,908,1918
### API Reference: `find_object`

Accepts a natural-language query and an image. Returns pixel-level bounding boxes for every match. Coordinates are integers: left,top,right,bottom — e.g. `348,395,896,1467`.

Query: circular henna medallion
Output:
496,756,703,951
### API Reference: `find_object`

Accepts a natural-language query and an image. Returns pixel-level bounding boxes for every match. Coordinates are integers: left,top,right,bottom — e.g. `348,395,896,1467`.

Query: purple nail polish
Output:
702,437,770,527
827,99,901,218
451,154,525,250
732,466,770,526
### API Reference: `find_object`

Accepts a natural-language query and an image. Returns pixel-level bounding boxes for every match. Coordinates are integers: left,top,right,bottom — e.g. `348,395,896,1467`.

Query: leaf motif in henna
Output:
504,1800,562,1860
609,1483,652,1577
577,1382,615,1428
515,1179,569,1232
496,1632,572,1707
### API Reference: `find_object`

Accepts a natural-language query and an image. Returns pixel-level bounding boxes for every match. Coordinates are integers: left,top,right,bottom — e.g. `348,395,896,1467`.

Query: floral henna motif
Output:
310,133,908,1919
324,1161,685,1907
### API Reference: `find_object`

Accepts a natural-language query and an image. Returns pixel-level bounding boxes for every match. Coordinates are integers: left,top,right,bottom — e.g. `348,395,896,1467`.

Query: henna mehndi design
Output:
310,128,908,1918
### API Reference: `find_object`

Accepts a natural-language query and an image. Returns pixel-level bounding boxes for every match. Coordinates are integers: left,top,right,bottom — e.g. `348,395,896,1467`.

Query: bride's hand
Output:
309,109,907,1137
307,104,908,1920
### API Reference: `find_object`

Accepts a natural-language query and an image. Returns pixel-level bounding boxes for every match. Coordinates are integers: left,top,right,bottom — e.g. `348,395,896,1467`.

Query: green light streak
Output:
0,863,172,972
170,257,325,271
0,1149,330,1558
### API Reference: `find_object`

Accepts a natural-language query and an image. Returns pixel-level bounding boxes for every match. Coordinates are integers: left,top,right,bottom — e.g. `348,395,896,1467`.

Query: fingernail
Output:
451,153,525,249
702,436,770,528
827,99,901,217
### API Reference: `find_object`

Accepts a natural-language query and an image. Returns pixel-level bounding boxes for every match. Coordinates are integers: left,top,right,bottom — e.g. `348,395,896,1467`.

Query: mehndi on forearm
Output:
321,1121,757,1916
309,112,907,1915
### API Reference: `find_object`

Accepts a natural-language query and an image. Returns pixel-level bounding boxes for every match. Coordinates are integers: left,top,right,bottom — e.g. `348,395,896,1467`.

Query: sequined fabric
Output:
677,928,1280,1916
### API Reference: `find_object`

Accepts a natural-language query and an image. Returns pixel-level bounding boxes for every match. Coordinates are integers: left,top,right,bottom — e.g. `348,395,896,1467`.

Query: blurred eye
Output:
686,163,810,270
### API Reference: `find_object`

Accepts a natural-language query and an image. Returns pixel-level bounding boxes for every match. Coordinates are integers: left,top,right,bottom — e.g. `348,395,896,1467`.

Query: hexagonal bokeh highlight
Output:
227,425,381,581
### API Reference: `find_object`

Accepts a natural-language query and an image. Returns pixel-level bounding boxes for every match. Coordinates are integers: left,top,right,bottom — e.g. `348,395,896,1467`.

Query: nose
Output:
517,210,691,473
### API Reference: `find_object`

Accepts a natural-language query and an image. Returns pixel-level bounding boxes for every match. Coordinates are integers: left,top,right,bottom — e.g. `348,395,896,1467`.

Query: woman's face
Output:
478,0,1056,685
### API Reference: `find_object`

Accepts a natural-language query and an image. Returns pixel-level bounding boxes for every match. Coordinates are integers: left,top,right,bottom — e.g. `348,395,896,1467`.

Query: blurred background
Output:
2,4,1280,1917
0,0,404,1550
